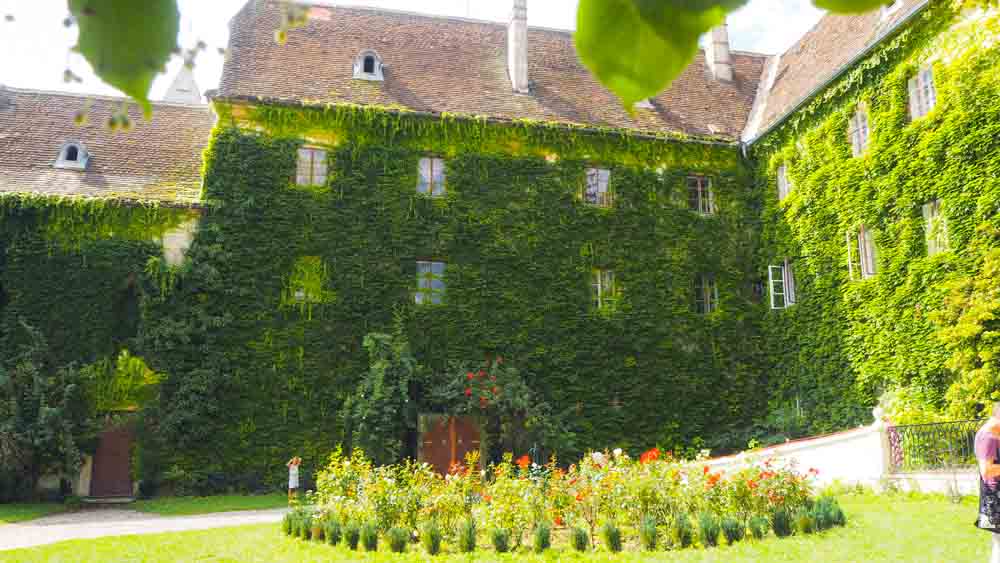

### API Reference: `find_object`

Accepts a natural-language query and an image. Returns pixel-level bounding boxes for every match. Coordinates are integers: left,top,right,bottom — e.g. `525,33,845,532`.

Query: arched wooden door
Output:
419,415,480,474
90,424,134,498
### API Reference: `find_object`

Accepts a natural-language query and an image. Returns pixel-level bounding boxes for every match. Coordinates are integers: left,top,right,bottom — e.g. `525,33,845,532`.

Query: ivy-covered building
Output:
1,0,998,495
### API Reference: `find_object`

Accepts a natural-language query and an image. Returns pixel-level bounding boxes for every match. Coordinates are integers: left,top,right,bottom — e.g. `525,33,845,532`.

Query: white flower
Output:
591,452,607,465
613,448,623,458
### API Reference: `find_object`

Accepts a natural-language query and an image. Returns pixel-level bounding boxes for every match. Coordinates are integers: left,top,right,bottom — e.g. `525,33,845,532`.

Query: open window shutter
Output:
769,265,785,309
784,259,796,304
907,76,920,119
418,158,432,193
846,231,858,280
313,150,327,185
922,68,937,109
864,228,877,276
922,202,934,254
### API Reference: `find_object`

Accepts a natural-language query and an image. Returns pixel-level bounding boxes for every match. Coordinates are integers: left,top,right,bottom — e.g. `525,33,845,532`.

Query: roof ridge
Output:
301,1,576,34
5,86,211,110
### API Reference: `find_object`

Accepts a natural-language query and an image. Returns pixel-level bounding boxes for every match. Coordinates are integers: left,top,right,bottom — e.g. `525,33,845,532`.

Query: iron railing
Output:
887,419,985,473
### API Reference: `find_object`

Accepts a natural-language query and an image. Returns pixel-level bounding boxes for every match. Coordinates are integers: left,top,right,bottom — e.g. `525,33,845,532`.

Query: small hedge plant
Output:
698,512,721,548
571,527,590,552
721,516,745,544
533,521,552,553
422,521,443,555
388,527,408,553
458,518,477,553
344,522,361,550
601,521,623,553
361,522,379,551
491,528,511,553
639,515,659,550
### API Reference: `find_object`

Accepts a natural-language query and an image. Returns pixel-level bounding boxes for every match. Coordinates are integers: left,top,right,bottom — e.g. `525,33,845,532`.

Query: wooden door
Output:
90,425,133,498
419,416,481,474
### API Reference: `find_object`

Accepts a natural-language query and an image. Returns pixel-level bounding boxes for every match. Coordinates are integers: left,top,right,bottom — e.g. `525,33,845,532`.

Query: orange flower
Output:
703,466,710,475
575,492,585,502
639,447,661,464
554,515,564,527
516,455,531,469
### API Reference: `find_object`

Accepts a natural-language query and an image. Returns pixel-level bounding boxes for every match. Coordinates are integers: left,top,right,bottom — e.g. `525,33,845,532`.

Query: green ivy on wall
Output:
750,2,1000,433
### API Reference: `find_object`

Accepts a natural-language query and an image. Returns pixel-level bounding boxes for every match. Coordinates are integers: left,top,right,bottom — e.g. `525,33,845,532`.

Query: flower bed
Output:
282,447,846,554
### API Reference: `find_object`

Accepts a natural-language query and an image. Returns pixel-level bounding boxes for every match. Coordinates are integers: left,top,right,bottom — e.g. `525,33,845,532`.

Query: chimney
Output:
164,66,204,105
507,0,529,94
705,24,733,82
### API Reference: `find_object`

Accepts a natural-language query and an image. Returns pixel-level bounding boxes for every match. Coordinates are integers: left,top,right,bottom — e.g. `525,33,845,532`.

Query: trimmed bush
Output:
639,515,659,551
796,511,816,535
422,521,443,556
698,512,721,548
344,522,361,550
281,513,293,536
299,514,313,540
458,518,477,553
674,513,694,548
491,528,511,553
325,519,342,545
571,527,590,552
361,522,379,552
748,515,769,540
772,509,793,538
533,521,551,553
721,516,745,544
831,504,847,527
601,521,623,553
388,527,408,553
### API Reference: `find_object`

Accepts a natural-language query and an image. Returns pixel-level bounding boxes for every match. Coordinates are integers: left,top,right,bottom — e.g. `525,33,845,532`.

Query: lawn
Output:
132,493,288,516
0,503,65,524
0,494,987,562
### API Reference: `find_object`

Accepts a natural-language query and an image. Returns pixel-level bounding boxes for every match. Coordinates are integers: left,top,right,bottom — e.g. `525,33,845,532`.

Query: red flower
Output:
639,448,661,464
703,466,710,475
491,386,499,394
553,515,563,527
464,388,472,397
747,479,758,490
575,492,585,502
477,370,485,378
516,455,531,469
466,372,475,380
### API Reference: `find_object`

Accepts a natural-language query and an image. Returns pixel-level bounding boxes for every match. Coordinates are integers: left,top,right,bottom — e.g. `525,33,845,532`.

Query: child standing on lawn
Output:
287,456,302,504
975,404,1000,563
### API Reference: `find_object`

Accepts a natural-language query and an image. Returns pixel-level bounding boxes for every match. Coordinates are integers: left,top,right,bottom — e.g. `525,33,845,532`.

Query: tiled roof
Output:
218,2,768,141
744,0,928,142
0,87,214,205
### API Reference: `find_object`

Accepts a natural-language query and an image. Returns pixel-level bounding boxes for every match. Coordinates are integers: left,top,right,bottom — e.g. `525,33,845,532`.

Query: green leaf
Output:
812,0,892,13
68,0,180,118
575,0,744,110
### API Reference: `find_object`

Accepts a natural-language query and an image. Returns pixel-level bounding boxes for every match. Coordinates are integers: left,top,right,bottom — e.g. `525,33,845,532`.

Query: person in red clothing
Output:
975,404,1000,563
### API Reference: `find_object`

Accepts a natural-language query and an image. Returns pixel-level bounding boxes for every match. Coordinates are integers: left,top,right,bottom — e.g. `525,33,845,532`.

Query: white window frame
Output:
849,104,871,157
908,67,937,120
54,141,89,170
592,268,617,310
296,146,327,186
923,199,950,256
847,224,878,280
353,50,385,81
415,261,446,305
417,157,446,197
769,259,797,310
694,274,719,314
584,168,612,208
881,0,902,19
777,165,792,201
688,176,715,215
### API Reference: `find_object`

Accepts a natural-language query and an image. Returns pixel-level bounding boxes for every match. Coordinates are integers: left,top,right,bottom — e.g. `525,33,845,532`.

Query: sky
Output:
0,0,824,101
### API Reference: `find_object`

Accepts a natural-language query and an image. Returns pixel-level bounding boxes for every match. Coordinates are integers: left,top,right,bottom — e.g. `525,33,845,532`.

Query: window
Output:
687,176,715,215
583,168,612,207
923,199,950,255
777,165,792,201
418,157,446,197
908,67,937,120
694,274,718,314
769,259,797,309
415,261,446,305
296,147,327,186
591,268,618,310
881,0,902,18
54,141,88,170
353,50,384,81
849,104,871,156
847,224,878,280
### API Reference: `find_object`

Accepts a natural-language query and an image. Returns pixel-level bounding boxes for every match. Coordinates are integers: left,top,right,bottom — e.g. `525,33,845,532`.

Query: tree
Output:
15,0,889,116
0,321,94,500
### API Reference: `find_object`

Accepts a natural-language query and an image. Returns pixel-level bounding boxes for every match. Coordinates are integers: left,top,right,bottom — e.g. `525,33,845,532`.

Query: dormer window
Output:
54,142,89,170
881,0,902,19
353,50,384,81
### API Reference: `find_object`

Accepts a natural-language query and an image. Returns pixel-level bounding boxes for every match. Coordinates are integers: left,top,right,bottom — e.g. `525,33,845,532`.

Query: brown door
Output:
420,416,481,474
90,425,133,498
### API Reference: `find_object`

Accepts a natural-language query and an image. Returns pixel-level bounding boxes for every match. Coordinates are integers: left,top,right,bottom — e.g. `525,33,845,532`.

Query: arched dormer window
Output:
54,141,89,170
353,50,384,81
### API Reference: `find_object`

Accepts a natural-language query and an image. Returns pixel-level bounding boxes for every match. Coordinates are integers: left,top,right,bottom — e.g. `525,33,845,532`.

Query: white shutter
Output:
847,231,857,280
418,158,432,193
922,68,937,111
312,150,327,185
862,227,877,277
907,76,920,119
769,265,785,309
784,259,796,305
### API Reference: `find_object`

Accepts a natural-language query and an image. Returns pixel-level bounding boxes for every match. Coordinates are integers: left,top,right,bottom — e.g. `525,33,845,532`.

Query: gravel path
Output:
0,506,289,551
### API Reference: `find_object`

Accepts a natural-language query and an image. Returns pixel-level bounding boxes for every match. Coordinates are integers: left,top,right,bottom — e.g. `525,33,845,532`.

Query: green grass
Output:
1,494,987,562
132,493,288,516
0,503,66,524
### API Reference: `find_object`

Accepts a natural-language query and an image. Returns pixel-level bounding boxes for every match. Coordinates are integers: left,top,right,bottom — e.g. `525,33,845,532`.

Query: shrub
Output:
422,521,443,556
571,527,590,552
601,521,623,553
533,521,552,553
491,528,511,553
325,519,342,545
299,514,313,539
772,508,793,538
796,511,816,535
831,504,847,527
721,516,744,544
748,515,769,540
639,515,659,551
281,513,293,536
698,512,720,548
674,513,694,548
344,522,361,550
458,518,477,553
815,496,846,530
361,522,379,551
311,521,324,542
388,527,409,553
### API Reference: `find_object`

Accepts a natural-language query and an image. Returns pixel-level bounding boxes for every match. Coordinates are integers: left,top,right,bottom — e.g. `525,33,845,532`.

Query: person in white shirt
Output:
286,456,302,503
